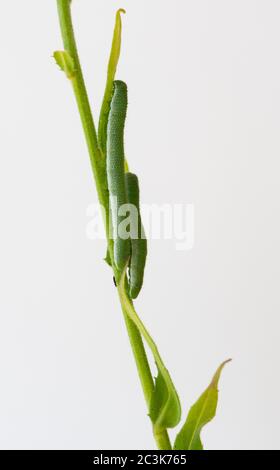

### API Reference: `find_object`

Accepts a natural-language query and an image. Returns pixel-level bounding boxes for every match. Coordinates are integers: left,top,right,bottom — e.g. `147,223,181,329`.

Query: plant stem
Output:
56,0,105,200
153,430,172,451
56,0,171,449
122,311,154,407
118,283,172,450
119,305,172,450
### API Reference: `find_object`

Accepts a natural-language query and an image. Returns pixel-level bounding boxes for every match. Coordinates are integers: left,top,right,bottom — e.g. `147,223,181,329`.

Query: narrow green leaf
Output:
174,360,231,450
98,9,126,154
119,270,181,431
53,50,76,79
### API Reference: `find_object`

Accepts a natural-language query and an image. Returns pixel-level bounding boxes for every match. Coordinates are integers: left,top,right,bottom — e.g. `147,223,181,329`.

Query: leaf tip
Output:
210,358,232,388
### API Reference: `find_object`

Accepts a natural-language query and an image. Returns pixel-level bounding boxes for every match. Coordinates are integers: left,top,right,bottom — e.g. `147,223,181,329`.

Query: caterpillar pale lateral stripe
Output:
107,80,130,270
125,172,147,299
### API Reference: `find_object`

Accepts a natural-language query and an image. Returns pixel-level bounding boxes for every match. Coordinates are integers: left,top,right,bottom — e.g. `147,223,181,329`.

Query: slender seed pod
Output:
125,172,147,299
107,80,130,270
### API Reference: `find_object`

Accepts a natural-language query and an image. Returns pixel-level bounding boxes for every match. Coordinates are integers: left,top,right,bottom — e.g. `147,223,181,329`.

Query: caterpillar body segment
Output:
125,172,147,299
107,80,130,271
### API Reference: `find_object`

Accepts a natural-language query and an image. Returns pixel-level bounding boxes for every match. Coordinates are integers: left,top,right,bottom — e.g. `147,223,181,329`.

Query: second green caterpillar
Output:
125,172,147,299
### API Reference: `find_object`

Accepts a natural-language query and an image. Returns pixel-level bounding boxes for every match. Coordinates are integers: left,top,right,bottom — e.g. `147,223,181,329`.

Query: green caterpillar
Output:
107,80,130,270
125,172,147,299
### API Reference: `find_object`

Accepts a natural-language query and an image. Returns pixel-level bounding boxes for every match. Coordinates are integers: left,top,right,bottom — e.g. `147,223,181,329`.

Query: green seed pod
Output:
125,172,147,299
107,80,130,270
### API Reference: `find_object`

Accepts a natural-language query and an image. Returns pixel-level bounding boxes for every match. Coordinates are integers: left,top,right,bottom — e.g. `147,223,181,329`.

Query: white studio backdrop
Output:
0,0,279,450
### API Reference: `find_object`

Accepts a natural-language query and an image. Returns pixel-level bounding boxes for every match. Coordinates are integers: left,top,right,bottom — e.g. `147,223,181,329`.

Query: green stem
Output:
119,299,171,450
153,430,172,451
56,0,171,450
122,310,154,407
56,0,106,202
118,279,173,451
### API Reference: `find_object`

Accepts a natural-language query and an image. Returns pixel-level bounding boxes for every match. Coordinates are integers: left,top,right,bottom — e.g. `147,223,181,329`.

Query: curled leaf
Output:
150,368,181,432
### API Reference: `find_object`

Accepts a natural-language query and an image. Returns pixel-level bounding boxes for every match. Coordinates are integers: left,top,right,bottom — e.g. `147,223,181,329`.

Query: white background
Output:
0,0,279,450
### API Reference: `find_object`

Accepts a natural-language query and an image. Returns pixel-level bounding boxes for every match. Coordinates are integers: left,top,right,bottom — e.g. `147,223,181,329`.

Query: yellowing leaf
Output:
174,360,231,450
